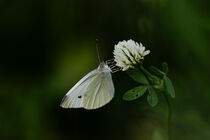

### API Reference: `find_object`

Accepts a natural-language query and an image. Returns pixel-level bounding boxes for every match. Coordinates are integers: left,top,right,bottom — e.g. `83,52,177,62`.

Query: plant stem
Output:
139,65,172,139
139,65,159,85
163,91,172,140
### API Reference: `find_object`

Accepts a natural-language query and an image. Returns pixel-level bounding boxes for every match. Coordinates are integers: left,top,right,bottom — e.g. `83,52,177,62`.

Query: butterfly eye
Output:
78,96,82,99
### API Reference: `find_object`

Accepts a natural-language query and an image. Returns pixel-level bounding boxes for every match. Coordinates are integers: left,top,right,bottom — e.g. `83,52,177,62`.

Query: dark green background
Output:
1,0,210,140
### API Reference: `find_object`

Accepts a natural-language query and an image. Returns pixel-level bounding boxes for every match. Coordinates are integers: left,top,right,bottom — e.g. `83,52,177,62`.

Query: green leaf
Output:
127,69,149,84
164,76,175,98
147,87,158,107
162,62,168,74
123,86,148,101
149,66,165,77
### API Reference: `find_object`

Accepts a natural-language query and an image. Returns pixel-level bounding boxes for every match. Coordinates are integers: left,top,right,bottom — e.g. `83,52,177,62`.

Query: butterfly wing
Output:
60,70,98,108
82,72,115,110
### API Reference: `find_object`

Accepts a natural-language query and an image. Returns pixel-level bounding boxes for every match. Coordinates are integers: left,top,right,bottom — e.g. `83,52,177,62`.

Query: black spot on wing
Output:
78,96,82,99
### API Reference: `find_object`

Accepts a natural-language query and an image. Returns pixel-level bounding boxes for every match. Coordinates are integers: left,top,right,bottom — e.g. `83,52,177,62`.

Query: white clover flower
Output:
113,39,150,71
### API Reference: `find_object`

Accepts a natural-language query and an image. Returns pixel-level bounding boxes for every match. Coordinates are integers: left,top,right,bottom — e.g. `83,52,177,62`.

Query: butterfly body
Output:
60,62,114,110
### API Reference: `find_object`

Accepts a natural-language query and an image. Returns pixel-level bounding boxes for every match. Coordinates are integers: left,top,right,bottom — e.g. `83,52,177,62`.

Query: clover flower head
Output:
113,39,150,71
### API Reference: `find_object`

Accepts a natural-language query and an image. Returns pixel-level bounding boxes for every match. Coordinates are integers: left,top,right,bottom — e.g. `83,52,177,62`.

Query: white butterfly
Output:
60,62,115,110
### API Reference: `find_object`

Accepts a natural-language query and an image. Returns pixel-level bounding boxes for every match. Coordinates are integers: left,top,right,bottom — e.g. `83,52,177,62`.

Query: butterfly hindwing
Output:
83,72,114,110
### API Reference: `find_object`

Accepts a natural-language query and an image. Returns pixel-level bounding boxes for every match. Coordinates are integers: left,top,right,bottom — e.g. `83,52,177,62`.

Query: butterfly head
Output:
98,62,112,73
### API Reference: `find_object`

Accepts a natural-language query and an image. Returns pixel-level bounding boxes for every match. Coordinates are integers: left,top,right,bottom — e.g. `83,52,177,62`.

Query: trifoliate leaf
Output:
149,66,165,77
123,86,148,101
147,87,158,107
162,62,168,75
164,76,175,98
127,69,149,84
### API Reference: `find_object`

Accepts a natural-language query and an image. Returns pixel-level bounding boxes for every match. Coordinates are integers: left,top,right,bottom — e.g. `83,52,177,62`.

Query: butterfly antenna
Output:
96,39,101,63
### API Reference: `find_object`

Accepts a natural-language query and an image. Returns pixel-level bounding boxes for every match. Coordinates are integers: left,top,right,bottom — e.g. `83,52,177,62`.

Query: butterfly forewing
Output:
60,70,98,108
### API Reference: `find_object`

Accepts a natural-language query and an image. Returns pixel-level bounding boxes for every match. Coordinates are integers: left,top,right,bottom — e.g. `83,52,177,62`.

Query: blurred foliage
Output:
0,0,210,140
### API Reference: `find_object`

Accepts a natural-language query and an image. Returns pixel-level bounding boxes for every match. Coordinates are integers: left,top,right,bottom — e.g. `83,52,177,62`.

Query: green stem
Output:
139,65,159,85
139,65,172,139
163,92,172,140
